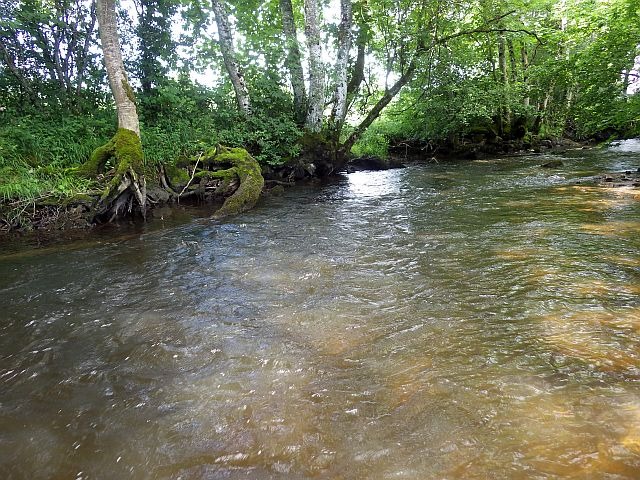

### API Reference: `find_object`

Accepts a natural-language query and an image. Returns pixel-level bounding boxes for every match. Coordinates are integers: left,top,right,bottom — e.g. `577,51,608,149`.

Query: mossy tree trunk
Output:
497,32,511,137
78,128,146,220
80,0,146,220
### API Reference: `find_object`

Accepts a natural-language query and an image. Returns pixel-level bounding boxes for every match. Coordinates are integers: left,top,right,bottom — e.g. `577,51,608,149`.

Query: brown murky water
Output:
1,149,639,479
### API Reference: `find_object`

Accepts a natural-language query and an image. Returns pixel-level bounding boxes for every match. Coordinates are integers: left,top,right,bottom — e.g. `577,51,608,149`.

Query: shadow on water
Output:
1,152,639,478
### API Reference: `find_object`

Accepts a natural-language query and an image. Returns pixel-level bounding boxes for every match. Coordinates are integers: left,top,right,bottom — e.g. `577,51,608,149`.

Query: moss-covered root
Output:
79,128,147,220
205,146,264,219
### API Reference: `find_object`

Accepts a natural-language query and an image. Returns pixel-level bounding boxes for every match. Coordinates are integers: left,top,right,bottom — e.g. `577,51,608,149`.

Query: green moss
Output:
112,129,143,174
77,128,143,179
199,147,219,166
202,146,264,219
74,128,145,209
37,196,64,206
299,131,330,151
175,156,192,169
121,77,137,104
77,139,115,176
194,168,236,180
62,193,95,206
164,164,190,189
214,146,262,179
100,130,144,201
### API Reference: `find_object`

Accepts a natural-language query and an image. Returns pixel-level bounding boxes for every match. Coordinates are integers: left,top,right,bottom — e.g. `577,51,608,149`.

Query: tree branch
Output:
341,10,542,153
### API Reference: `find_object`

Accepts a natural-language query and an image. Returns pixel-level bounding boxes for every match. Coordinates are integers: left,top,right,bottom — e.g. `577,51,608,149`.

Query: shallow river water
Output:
1,149,639,479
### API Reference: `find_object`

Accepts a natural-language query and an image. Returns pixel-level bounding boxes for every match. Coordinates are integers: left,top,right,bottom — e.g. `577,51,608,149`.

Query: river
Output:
1,148,639,479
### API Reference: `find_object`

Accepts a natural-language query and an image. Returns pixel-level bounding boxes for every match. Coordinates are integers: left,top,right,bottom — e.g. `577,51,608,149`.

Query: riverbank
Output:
0,145,269,236
388,135,590,160
1,137,636,239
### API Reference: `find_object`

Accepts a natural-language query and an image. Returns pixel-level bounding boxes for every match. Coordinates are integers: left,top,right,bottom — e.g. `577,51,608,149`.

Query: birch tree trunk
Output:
346,29,366,99
341,62,416,155
279,0,307,126
96,0,139,135
521,46,530,108
507,38,518,83
329,0,352,139
212,0,252,116
304,0,324,132
80,0,146,219
532,82,554,134
497,32,510,135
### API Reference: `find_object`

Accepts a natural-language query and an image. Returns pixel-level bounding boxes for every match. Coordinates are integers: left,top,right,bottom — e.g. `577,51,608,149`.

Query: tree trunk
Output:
507,38,518,83
304,0,324,132
341,61,417,156
532,82,554,135
279,0,307,126
564,86,574,114
622,70,630,96
212,0,252,116
347,30,366,100
0,40,37,105
97,0,139,135
329,0,353,141
521,46,530,108
497,32,510,136
80,0,146,219
333,14,525,168
205,146,264,219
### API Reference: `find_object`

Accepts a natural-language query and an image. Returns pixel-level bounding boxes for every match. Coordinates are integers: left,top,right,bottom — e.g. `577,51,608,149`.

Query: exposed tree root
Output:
78,128,147,221
199,145,264,219
73,140,263,225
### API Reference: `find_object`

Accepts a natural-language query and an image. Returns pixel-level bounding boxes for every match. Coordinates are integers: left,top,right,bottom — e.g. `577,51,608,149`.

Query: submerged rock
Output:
268,184,286,196
596,170,640,188
541,160,564,168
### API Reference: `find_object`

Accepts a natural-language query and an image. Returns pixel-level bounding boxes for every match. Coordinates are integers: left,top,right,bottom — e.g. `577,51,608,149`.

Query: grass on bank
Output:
0,162,97,203
0,79,304,211
0,113,110,205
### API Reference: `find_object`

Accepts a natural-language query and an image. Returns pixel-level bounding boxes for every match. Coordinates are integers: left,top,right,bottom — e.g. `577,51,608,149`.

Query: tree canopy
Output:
0,0,638,199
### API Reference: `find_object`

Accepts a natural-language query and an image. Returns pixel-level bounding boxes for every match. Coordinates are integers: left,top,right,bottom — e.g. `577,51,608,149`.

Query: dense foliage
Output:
1,0,638,201
371,0,640,152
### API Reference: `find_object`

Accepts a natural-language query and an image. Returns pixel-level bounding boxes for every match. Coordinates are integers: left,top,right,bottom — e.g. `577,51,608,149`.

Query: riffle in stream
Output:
1,149,639,479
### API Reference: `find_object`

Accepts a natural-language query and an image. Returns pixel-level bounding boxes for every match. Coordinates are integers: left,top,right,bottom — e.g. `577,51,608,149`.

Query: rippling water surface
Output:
1,150,639,479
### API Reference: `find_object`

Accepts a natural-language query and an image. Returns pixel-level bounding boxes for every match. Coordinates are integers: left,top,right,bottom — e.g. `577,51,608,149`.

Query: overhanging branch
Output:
341,10,543,153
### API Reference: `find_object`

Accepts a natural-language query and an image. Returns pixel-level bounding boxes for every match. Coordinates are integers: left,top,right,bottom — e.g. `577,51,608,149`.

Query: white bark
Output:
497,33,510,131
212,0,252,116
329,0,352,134
279,0,307,125
95,0,145,216
96,0,139,135
304,0,324,132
